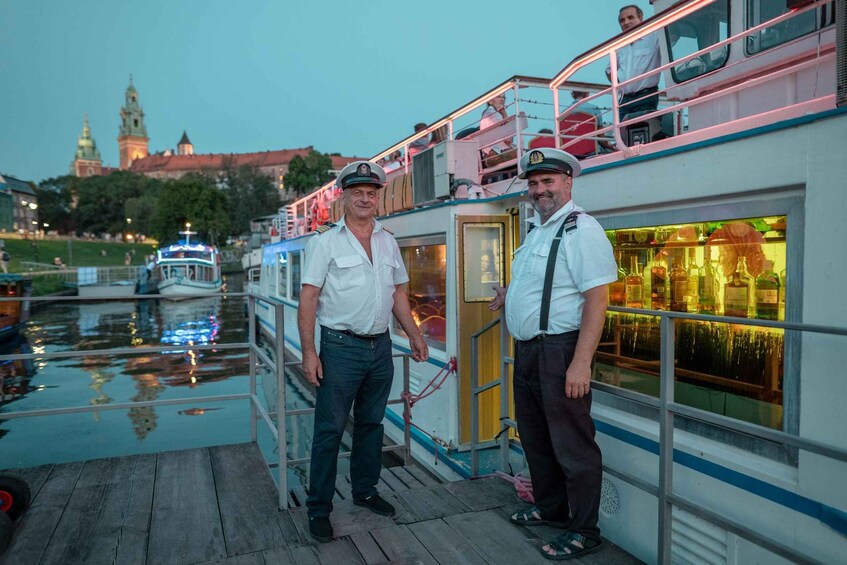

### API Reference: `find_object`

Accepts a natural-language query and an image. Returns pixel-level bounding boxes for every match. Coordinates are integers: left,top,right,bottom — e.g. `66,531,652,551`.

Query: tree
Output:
36,176,79,234
73,172,163,236
283,150,333,196
151,174,230,244
219,164,280,234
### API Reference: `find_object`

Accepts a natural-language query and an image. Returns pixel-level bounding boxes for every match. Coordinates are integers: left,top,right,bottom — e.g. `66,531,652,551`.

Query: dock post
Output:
274,303,288,510
658,314,675,564
248,295,257,443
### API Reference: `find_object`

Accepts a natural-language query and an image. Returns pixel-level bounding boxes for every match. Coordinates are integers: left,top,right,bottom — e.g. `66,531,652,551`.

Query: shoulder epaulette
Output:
383,226,394,235
563,211,582,233
314,223,337,234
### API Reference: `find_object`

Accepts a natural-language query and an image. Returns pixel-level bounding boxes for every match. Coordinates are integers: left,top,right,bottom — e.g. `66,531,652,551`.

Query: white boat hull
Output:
158,278,222,300
78,281,137,299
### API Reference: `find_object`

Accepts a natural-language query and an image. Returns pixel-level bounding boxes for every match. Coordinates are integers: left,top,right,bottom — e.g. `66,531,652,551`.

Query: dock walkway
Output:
0,443,639,564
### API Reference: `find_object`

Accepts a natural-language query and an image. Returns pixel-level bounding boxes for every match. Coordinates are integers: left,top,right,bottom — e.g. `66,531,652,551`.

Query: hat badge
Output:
357,163,371,176
529,151,544,165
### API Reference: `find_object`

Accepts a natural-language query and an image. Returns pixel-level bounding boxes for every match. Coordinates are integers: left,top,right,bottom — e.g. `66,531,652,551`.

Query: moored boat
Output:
156,227,223,301
0,274,32,343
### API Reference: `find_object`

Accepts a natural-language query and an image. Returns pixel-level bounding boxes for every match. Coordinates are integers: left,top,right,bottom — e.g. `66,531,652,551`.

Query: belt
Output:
622,86,658,98
324,327,387,341
518,330,580,344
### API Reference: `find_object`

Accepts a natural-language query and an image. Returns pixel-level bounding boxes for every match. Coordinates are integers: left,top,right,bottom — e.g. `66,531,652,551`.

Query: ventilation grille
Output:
599,478,620,515
412,149,436,206
671,508,728,565
837,0,846,106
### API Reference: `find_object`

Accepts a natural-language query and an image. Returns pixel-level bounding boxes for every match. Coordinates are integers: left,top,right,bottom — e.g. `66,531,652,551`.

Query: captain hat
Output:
518,147,581,179
337,161,386,189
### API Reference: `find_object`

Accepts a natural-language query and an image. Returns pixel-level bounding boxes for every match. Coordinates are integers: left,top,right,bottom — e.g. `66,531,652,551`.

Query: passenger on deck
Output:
297,160,428,544
607,4,661,120
489,148,616,560
529,128,556,150
383,150,403,172
479,94,515,166
429,124,448,146
408,123,429,154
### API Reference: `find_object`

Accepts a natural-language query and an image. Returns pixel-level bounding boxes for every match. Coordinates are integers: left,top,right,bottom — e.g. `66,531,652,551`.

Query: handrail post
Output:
499,311,510,473
553,87,561,149
274,302,288,510
657,314,675,564
403,355,411,466
513,81,523,166
248,294,257,443
470,334,480,476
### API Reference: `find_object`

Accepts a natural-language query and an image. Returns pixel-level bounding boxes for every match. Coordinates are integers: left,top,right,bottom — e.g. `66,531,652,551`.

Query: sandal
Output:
539,531,603,561
509,506,566,528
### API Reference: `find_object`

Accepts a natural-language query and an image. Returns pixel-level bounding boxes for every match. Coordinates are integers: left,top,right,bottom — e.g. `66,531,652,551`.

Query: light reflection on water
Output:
0,274,339,487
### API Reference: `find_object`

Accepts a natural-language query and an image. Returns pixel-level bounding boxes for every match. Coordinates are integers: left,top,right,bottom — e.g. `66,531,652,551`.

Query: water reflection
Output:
0,335,38,412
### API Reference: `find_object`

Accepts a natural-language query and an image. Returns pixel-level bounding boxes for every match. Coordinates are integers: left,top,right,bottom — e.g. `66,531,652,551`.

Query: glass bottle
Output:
685,247,699,313
698,246,718,315
755,260,780,320
644,252,667,310
608,251,626,307
669,254,688,312
625,255,643,308
724,256,751,318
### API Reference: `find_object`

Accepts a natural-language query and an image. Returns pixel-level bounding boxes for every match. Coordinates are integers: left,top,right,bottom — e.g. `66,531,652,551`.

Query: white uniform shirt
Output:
505,201,617,341
480,106,510,153
616,32,661,94
301,215,409,335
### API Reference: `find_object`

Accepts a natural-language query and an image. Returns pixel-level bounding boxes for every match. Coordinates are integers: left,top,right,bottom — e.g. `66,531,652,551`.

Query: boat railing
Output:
549,0,835,162
75,265,148,286
468,307,847,564
0,292,414,511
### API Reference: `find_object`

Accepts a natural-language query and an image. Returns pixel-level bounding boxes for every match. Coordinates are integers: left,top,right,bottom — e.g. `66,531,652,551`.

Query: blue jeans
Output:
306,326,394,518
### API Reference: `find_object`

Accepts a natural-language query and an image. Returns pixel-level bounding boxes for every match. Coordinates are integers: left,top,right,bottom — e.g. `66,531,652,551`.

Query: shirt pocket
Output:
379,254,400,289
333,254,365,290
529,246,550,276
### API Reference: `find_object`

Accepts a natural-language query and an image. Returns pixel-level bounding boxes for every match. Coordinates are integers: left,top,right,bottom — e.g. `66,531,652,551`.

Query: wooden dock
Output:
0,443,640,564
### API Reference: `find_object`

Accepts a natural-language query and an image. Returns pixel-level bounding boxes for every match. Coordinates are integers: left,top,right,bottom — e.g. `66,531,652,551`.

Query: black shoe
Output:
353,494,395,517
309,516,332,543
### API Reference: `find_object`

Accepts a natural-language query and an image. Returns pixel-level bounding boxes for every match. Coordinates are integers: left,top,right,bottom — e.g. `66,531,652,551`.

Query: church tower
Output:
177,131,194,155
118,76,149,169
70,114,103,177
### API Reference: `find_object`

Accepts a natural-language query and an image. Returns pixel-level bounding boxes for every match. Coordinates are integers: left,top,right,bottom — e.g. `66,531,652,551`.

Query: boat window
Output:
290,251,301,301
462,223,505,303
598,214,788,433
745,1,818,55
666,0,730,83
277,251,288,298
395,238,447,351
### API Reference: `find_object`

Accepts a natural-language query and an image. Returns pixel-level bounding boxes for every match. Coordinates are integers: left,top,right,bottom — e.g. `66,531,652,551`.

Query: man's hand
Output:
488,285,507,311
302,350,323,387
565,361,592,398
409,333,429,363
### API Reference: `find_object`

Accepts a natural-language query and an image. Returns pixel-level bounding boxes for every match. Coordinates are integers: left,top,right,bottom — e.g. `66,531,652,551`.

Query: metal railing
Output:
0,292,413,511
468,307,847,563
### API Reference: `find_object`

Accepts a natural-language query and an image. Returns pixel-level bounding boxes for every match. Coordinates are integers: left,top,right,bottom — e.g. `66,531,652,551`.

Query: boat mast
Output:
179,222,197,246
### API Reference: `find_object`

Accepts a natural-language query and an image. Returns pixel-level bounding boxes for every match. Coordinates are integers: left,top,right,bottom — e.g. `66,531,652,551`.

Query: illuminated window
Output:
666,0,730,83
290,251,301,300
277,251,288,298
395,236,446,350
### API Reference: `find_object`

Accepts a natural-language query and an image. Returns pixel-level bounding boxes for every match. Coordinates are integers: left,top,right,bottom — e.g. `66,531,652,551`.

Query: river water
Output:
0,273,342,487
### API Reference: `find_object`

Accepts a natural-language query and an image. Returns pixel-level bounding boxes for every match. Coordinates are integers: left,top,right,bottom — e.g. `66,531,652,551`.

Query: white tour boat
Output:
157,227,223,300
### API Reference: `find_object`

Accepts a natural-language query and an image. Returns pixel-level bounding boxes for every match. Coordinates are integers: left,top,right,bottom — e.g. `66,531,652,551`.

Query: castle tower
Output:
177,131,194,155
118,76,149,169
70,114,103,177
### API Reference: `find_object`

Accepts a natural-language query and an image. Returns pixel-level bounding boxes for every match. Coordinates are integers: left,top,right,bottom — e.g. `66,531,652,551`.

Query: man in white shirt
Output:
298,160,428,543
609,4,661,120
489,148,616,560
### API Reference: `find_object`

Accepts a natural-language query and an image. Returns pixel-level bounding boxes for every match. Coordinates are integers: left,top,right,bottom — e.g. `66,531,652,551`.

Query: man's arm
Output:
566,285,608,399
392,284,429,362
297,284,323,386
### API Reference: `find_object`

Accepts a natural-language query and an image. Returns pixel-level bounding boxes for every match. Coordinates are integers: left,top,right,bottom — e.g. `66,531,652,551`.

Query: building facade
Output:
69,115,103,178
0,174,39,234
118,77,149,169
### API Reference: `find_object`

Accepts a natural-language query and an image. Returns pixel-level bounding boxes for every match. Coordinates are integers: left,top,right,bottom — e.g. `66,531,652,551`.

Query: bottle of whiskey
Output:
698,246,718,314
625,255,643,308
669,254,688,312
724,256,751,318
685,248,699,313
609,251,626,307
644,252,668,310
755,260,780,320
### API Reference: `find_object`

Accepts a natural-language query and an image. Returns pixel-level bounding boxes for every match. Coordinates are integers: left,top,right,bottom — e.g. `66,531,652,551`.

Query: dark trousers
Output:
619,86,659,120
306,327,393,518
513,331,602,540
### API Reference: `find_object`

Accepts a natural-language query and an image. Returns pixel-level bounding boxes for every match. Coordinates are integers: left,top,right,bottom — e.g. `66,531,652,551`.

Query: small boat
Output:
77,266,149,299
156,228,222,301
0,274,32,343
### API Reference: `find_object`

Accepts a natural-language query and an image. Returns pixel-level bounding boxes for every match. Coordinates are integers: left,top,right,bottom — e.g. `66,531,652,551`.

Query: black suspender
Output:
539,211,581,334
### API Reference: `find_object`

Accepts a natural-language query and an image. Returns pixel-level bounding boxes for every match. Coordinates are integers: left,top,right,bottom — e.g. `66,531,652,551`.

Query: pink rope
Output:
491,470,535,503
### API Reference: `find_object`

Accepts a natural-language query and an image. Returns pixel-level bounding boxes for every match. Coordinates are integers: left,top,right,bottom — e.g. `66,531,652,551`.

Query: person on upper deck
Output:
489,147,616,560
607,4,661,120
298,160,428,544
409,123,429,154
479,94,515,163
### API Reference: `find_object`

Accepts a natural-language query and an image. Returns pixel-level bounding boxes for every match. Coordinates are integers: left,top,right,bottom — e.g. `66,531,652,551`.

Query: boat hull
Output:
158,278,222,301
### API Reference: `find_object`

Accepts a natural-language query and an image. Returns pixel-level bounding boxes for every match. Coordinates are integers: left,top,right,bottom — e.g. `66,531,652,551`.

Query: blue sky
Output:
0,0,652,182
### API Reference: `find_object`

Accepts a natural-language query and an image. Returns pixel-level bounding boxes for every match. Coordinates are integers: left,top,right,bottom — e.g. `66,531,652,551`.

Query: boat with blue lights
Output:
156,226,223,300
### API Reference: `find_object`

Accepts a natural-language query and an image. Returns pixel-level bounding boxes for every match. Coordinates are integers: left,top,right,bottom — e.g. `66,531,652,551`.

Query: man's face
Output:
527,171,572,222
618,7,642,32
343,184,380,220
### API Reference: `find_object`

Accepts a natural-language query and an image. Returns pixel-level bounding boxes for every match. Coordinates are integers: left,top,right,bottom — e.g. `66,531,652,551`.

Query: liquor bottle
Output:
724,256,751,318
625,255,643,308
644,253,667,310
698,246,718,314
685,248,699,313
609,251,626,307
669,255,688,312
755,260,780,320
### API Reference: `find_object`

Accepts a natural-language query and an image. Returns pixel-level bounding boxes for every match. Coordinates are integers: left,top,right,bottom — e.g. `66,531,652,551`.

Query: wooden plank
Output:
288,500,395,541
349,531,388,564
392,489,442,523
0,464,53,499
114,454,157,565
442,509,552,565
39,455,154,565
335,476,353,500
148,448,226,564
369,524,439,565
403,465,440,487
442,477,517,511
379,467,407,492
194,552,267,565
407,518,488,564
415,485,470,517
387,466,424,489
376,476,393,495
0,461,83,565
210,443,300,555
292,485,309,507
313,537,365,564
